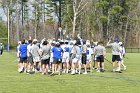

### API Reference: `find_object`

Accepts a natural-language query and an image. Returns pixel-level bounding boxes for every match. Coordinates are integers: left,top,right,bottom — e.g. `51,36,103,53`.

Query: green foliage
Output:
0,22,7,44
112,5,123,12
9,9,16,15
109,6,123,15
129,18,140,23
110,10,117,15
100,15,108,22
45,18,54,25
96,1,109,8
22,0,28,2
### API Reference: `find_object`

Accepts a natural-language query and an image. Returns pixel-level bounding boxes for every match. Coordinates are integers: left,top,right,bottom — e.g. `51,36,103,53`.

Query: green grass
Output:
0,52,140,93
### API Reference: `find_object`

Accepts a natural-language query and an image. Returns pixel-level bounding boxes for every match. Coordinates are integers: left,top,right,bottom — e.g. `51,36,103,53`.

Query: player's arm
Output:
17,47,21,58
103,47,106,58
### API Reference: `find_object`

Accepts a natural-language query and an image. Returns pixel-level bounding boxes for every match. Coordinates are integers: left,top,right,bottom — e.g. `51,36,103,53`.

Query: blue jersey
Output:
52,46,63,59
64,45,70,52
19,44,28,58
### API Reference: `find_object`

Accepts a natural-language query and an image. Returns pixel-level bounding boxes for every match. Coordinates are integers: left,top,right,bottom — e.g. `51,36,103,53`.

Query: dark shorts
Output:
41,58,50,65
19,57,27,63
27,56,33,64
53,57,62,64
82,53,87,64
112,55,121,62
96,55,104,62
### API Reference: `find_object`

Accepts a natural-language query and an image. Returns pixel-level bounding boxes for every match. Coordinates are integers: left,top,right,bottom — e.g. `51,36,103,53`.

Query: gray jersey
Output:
41,45,51,60
32,44,40,57
71,45,82,59
82,44,87,54
94,45,106,56
107,42,120,55
72,45,81,55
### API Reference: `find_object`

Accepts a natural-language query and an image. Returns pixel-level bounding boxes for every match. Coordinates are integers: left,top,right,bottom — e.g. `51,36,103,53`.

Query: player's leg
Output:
116,55,121,72
71,58,77,74
82,54,87,74
62,57,66,73
120,59,126,70
112,55,116,72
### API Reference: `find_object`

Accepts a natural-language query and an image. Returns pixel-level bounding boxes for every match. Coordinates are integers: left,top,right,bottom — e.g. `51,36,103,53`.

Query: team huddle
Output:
17,37,126,76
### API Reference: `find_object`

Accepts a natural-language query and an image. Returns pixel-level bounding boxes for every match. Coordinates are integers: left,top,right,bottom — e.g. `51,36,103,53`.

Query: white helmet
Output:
119,42,122,45
33,39,38,42
86,40,90,45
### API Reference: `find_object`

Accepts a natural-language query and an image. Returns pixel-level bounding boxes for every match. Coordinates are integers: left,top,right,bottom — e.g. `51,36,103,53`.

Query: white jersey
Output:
27,44,33,57
120,46,125,59
62,44,70,62
86,47,93,62
50,46,54,62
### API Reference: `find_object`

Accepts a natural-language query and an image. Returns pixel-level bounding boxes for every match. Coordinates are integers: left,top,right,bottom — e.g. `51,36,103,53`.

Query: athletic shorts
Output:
52,57,62,64
27,56,33,64
72,55,81,64
41,58,50,65
62,53,70,63
96,55,104,62
33,57,41,63
112,55,121,62
82,53,87,64
62,57,70,63
19,57,27,63
87,55,92,62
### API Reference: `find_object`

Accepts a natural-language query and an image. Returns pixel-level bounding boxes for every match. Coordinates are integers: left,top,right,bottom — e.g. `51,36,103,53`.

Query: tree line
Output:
0,0,140,47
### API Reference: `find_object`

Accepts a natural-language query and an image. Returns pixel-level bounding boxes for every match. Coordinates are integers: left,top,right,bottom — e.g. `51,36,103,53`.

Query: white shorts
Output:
62,52,70,63
87,56,92,62
72,55,81,64
33,57,40,63
62,56,70,63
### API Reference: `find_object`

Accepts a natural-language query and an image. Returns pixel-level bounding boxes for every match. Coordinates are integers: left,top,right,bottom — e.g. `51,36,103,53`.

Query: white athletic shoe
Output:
62,70,66,73
78,71,81,75
24,68,27,73
66,69,69,73
112,69,115,72
48,69,51,72
42,73,45,75
18,68,22,73
71,70,75,75
35,69,39,73
75,69,78,74
124,66,126,70
83,72,87,74
96,70,100,72
115,68,120,72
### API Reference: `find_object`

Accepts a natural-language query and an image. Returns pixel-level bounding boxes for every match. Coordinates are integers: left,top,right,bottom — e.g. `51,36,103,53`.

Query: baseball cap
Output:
33,39,38,42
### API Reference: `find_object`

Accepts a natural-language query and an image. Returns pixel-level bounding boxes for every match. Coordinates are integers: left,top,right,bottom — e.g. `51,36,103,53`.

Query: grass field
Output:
0,52,140,93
